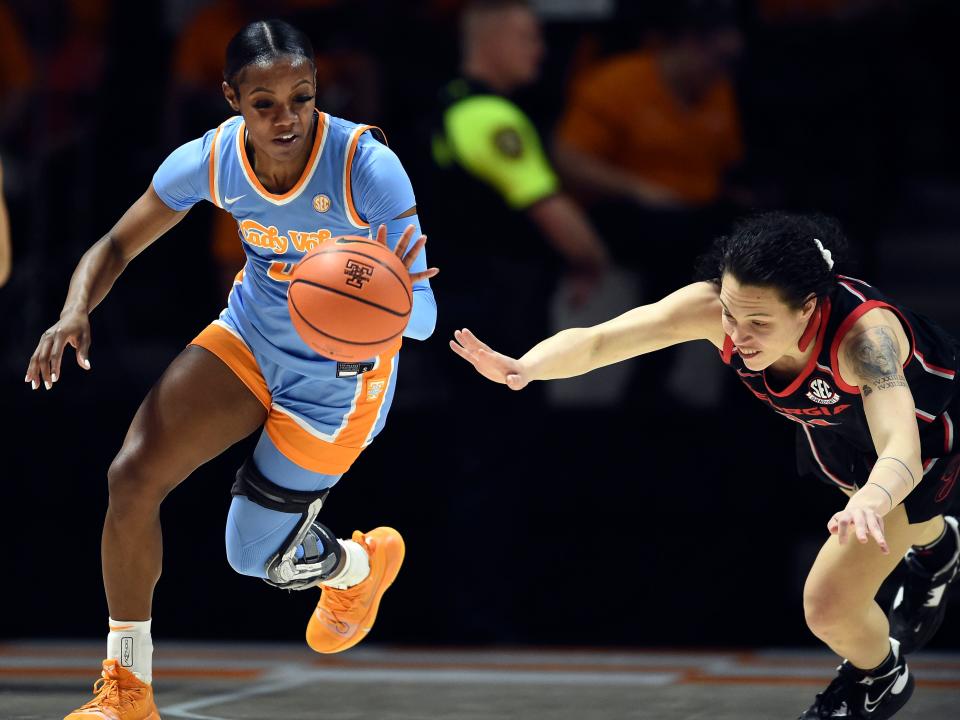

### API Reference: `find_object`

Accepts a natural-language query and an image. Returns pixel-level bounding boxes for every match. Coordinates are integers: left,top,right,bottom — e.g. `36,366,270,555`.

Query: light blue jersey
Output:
154,110,435,372
152,110,436,476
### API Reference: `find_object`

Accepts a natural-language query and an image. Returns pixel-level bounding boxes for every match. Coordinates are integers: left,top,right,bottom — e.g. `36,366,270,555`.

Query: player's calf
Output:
230,459,405,653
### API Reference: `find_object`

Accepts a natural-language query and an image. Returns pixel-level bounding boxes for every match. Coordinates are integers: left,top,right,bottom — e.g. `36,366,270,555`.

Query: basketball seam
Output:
290,279,410,317
289,294,405,347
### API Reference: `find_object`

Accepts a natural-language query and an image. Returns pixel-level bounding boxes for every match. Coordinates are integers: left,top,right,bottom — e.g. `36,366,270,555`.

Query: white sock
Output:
321,539,370,590
107,618,153,684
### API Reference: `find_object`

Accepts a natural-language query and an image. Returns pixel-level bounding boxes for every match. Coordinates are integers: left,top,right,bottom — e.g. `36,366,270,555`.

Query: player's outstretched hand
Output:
25,310,92,390
375,223,438,285
828,501,889,554
449,328,529,390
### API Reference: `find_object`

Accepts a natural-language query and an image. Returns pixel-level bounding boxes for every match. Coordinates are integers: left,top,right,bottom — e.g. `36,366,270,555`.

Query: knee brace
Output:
231,459,343,590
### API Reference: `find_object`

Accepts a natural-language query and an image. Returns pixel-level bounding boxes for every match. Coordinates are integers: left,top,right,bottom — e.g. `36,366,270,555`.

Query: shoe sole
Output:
307,527,405,654
66,704,161,719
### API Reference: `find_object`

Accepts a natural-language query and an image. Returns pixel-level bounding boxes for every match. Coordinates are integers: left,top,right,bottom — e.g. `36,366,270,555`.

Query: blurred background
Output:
2,0,959,651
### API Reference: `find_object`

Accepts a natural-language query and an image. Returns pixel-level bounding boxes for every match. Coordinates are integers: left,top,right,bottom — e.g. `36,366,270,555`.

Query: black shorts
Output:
797,426,960,523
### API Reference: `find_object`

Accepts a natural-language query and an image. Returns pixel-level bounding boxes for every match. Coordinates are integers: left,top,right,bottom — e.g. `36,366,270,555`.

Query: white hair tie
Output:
813,238,834,270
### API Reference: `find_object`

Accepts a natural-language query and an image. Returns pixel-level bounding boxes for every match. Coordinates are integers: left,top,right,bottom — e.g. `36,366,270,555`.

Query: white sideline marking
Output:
161,664,678,720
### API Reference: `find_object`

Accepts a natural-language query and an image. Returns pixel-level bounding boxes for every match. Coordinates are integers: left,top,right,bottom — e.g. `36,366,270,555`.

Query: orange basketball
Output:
287,236,412,361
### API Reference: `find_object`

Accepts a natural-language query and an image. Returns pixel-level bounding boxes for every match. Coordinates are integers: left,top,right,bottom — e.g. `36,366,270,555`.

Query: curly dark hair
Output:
695,212,850,308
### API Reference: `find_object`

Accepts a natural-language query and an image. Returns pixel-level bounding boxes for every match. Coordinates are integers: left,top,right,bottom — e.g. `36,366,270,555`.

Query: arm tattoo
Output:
846,326,907,391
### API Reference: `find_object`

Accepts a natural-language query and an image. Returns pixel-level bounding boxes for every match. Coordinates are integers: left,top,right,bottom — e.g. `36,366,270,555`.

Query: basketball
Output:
287,236,412,361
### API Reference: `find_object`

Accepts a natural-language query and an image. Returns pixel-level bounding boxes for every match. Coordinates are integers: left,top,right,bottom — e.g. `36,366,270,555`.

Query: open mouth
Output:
737,347,760,358
273,133,298,146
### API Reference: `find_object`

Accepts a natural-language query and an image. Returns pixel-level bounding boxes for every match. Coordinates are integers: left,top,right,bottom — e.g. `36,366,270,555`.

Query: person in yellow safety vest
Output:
428,0,609,360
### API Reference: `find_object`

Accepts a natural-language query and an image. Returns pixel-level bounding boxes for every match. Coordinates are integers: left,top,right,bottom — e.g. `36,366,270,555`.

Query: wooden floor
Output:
1,641,958,719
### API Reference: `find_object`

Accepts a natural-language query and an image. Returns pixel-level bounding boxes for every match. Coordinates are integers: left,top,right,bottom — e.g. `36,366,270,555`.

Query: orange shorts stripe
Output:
264,339,401,475
190,323,271,409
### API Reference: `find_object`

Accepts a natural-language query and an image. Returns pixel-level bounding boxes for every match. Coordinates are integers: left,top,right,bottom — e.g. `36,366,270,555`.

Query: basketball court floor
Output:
2,641,958,719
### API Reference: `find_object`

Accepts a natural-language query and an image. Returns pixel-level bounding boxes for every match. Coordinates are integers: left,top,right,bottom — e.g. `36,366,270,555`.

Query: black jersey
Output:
721,275,959,491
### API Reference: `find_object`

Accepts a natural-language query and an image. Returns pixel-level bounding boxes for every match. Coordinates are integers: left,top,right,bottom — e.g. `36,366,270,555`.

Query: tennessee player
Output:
25,19,437,720
452,212,959,720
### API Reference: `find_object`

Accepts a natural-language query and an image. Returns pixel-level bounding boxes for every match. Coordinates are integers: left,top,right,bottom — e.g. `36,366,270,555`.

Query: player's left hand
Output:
828,501,889,554
375,224,438,285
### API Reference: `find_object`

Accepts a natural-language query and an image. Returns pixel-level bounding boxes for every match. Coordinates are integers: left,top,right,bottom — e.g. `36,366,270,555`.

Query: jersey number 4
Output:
268,261,295,283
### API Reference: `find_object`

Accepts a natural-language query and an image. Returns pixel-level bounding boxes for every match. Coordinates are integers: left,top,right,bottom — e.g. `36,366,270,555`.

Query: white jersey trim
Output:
802,425,855,490
363,353,395,448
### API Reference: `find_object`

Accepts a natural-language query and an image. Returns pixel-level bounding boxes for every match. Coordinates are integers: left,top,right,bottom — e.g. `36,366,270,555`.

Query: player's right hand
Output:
25,310,92,390
449,328,528,390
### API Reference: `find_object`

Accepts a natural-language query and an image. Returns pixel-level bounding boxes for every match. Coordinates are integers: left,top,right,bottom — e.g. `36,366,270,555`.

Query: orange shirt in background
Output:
0,3,34,98
557,51,742,205
173,1,250,88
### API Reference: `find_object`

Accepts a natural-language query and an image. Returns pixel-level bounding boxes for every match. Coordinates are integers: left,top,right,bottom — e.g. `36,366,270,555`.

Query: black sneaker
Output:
799,639,913,719
889,515,960,654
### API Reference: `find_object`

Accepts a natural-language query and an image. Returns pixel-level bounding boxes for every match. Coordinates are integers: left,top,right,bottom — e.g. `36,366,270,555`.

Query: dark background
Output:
2,0,959,650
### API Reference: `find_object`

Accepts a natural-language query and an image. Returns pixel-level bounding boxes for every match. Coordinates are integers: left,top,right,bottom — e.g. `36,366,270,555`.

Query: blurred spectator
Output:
0,1,35,144
554,1,746,408
553,1,745,297
555,2,744,225
0,156,10,287
421,0,611,640
427,0,609,360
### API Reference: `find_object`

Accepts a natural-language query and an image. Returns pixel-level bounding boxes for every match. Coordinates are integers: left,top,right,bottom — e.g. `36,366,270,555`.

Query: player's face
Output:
719,274,816,371
223,56,317,164
496,8,545,86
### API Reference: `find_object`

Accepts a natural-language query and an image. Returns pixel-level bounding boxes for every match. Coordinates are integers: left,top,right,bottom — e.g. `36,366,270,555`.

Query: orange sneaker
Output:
306,526,405,654
64,659,160,719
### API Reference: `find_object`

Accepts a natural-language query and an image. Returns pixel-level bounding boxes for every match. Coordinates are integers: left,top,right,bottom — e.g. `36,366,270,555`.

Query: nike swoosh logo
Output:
224,195,246,204
864,667,908,713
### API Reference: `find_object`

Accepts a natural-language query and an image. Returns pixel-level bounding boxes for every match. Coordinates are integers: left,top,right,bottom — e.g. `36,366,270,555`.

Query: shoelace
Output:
809,666,855,718
322,580,366,615
79,676,144,711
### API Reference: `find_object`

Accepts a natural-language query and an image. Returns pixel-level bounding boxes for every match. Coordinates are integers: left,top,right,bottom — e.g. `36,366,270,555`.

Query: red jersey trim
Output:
762,297,832,398
721,335,734,365
829,300,917,394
